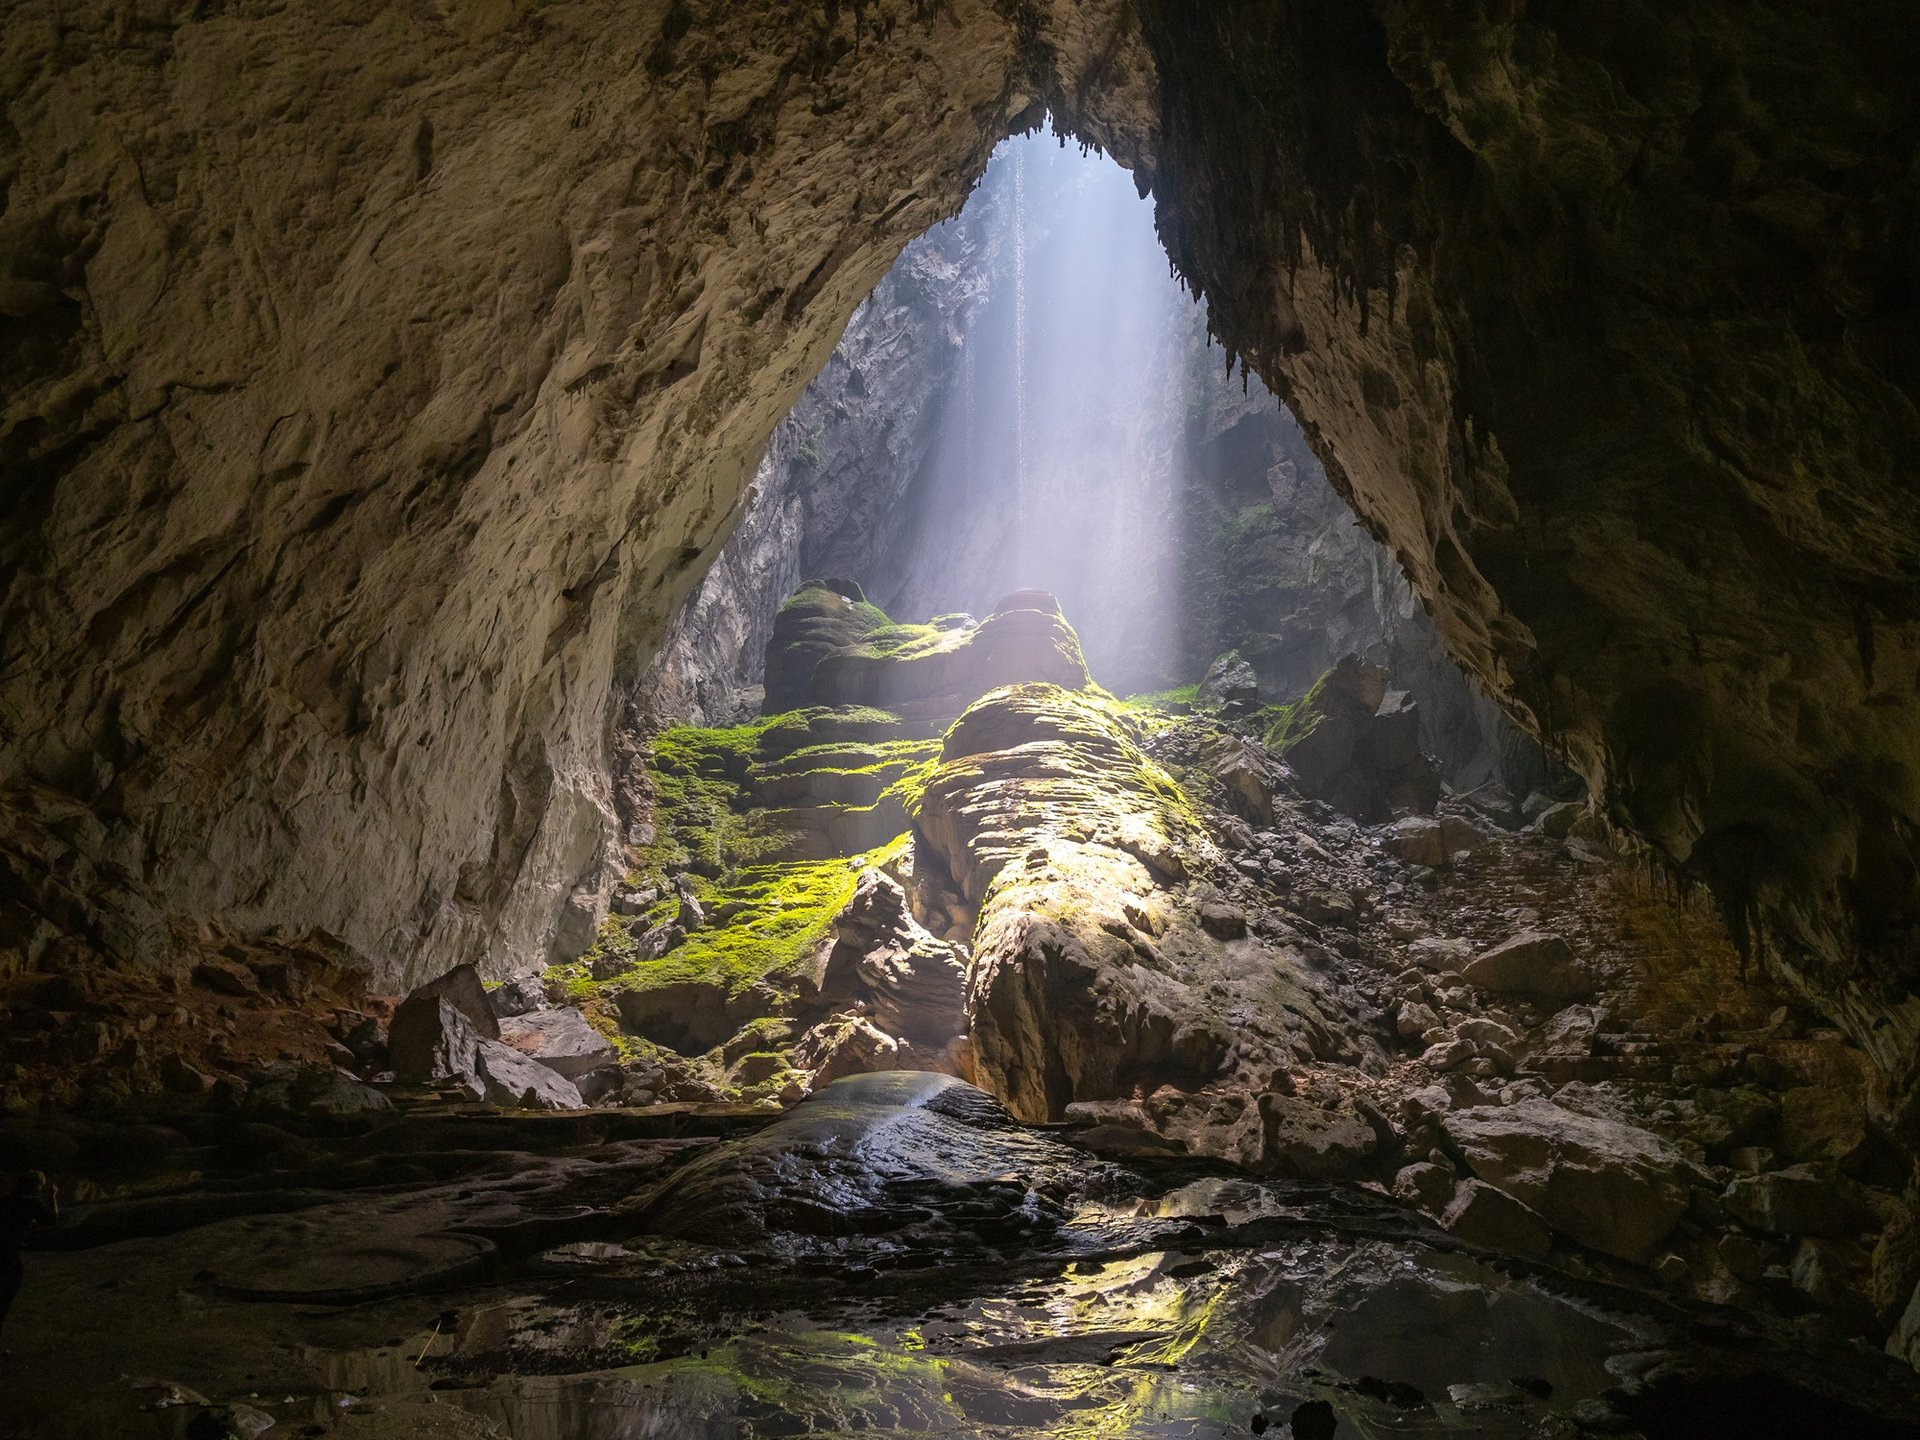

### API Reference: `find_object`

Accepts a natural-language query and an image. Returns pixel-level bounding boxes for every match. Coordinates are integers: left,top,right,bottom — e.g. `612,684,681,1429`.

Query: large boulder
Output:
1212,741,1277,825
1196,650,1260,709
1440,1178,1553,1259
1463,931,1596,1004
915,684,1365,1132
387,992,582,1109
1382,814,1485,868
1270,656,1440,822
397,963,500,1041
388,996,483,1085
1258,1092,1379,1179
471,1039,584,1110
387,963,505,1085
1442,1099,1695,1262
497,1006,617,1079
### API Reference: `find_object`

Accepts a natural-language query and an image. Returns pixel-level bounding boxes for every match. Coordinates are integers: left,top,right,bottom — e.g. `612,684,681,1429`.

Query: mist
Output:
865,123,1238,692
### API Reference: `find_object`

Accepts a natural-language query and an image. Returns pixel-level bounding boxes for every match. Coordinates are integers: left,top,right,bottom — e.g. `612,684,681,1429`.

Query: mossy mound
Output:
558,704,937,1089
917,683,1209,907
762,581,894,713
763,586,1093,718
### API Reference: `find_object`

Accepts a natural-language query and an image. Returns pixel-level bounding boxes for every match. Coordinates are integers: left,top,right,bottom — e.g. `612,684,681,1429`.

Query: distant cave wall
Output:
3,2,1917,1087
643,181,1001,726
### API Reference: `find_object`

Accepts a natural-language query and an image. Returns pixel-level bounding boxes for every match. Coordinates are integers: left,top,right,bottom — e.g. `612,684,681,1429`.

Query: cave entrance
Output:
595,124,1569,1082
648,122,1534,794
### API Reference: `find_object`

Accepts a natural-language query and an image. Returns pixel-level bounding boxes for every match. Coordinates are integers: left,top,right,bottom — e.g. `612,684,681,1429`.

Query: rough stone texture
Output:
1441,1177,1553,1260
808,868,967,1060
1443,1098,1695,1262
470,1037,584,1111
406,963,500,1041
3,2,1918,1099
915,683,1374,1129
387,996,482,1087
1464,930,1597,1005
1275,656,1442,822
1382,814,1485,868
768,588,1092,720
497,1005,616,1079
0,0,1029,991
1258,1091,1380,1180
1723,1164,1872,1238
648,167,1543,791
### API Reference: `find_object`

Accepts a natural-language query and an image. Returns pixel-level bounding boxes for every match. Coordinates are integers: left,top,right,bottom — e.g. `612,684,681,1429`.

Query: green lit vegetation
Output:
1260,668,1325,751
552,703,936,1073
846,620,968,663
629,856,862,996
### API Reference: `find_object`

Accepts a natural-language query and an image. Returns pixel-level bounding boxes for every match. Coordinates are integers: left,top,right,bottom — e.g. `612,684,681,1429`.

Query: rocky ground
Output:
6,1072,1920,1438
7,589,1920,1435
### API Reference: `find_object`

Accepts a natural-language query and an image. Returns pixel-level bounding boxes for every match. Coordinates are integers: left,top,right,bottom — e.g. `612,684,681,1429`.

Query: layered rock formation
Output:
3,4,1917,1100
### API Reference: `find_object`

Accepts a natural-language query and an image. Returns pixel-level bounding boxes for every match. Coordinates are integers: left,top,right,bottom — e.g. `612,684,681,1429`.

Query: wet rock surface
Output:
7,1072,1920,1439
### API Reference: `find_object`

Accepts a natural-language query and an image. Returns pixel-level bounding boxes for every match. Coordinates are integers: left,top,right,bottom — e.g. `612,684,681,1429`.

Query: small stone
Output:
1196,899,1248,939
610,886,659,917
1393,1161,1459,1213
1396,1001,1439,1038
487,973,547,1017
159,1053,215,1094
1651,1252,1689,1285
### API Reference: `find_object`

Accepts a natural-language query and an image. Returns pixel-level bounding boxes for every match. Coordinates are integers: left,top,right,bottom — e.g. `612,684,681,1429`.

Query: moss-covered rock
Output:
558,700,954,1098
762,581,893,714
1267,656,1441,822
914,683,1369,1129
764,587,1092,719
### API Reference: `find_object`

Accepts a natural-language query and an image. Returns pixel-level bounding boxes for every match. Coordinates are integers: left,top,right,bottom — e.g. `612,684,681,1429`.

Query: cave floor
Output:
7,1073,1919,1440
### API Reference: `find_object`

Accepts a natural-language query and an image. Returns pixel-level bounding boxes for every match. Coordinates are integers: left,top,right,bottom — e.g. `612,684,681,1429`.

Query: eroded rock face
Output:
3,2,1917,1094
0,0,1031,990
915,684,1372,1128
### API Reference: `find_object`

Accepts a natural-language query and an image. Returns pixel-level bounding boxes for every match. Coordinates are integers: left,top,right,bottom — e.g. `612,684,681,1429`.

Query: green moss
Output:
881,753,942,817
1261,666,1331,751
619,855,862,999
1119,682,1203,712
842,620,966,663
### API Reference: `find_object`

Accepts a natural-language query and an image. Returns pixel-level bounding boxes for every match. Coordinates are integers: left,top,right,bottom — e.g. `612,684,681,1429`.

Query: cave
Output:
4,4,1920,1436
